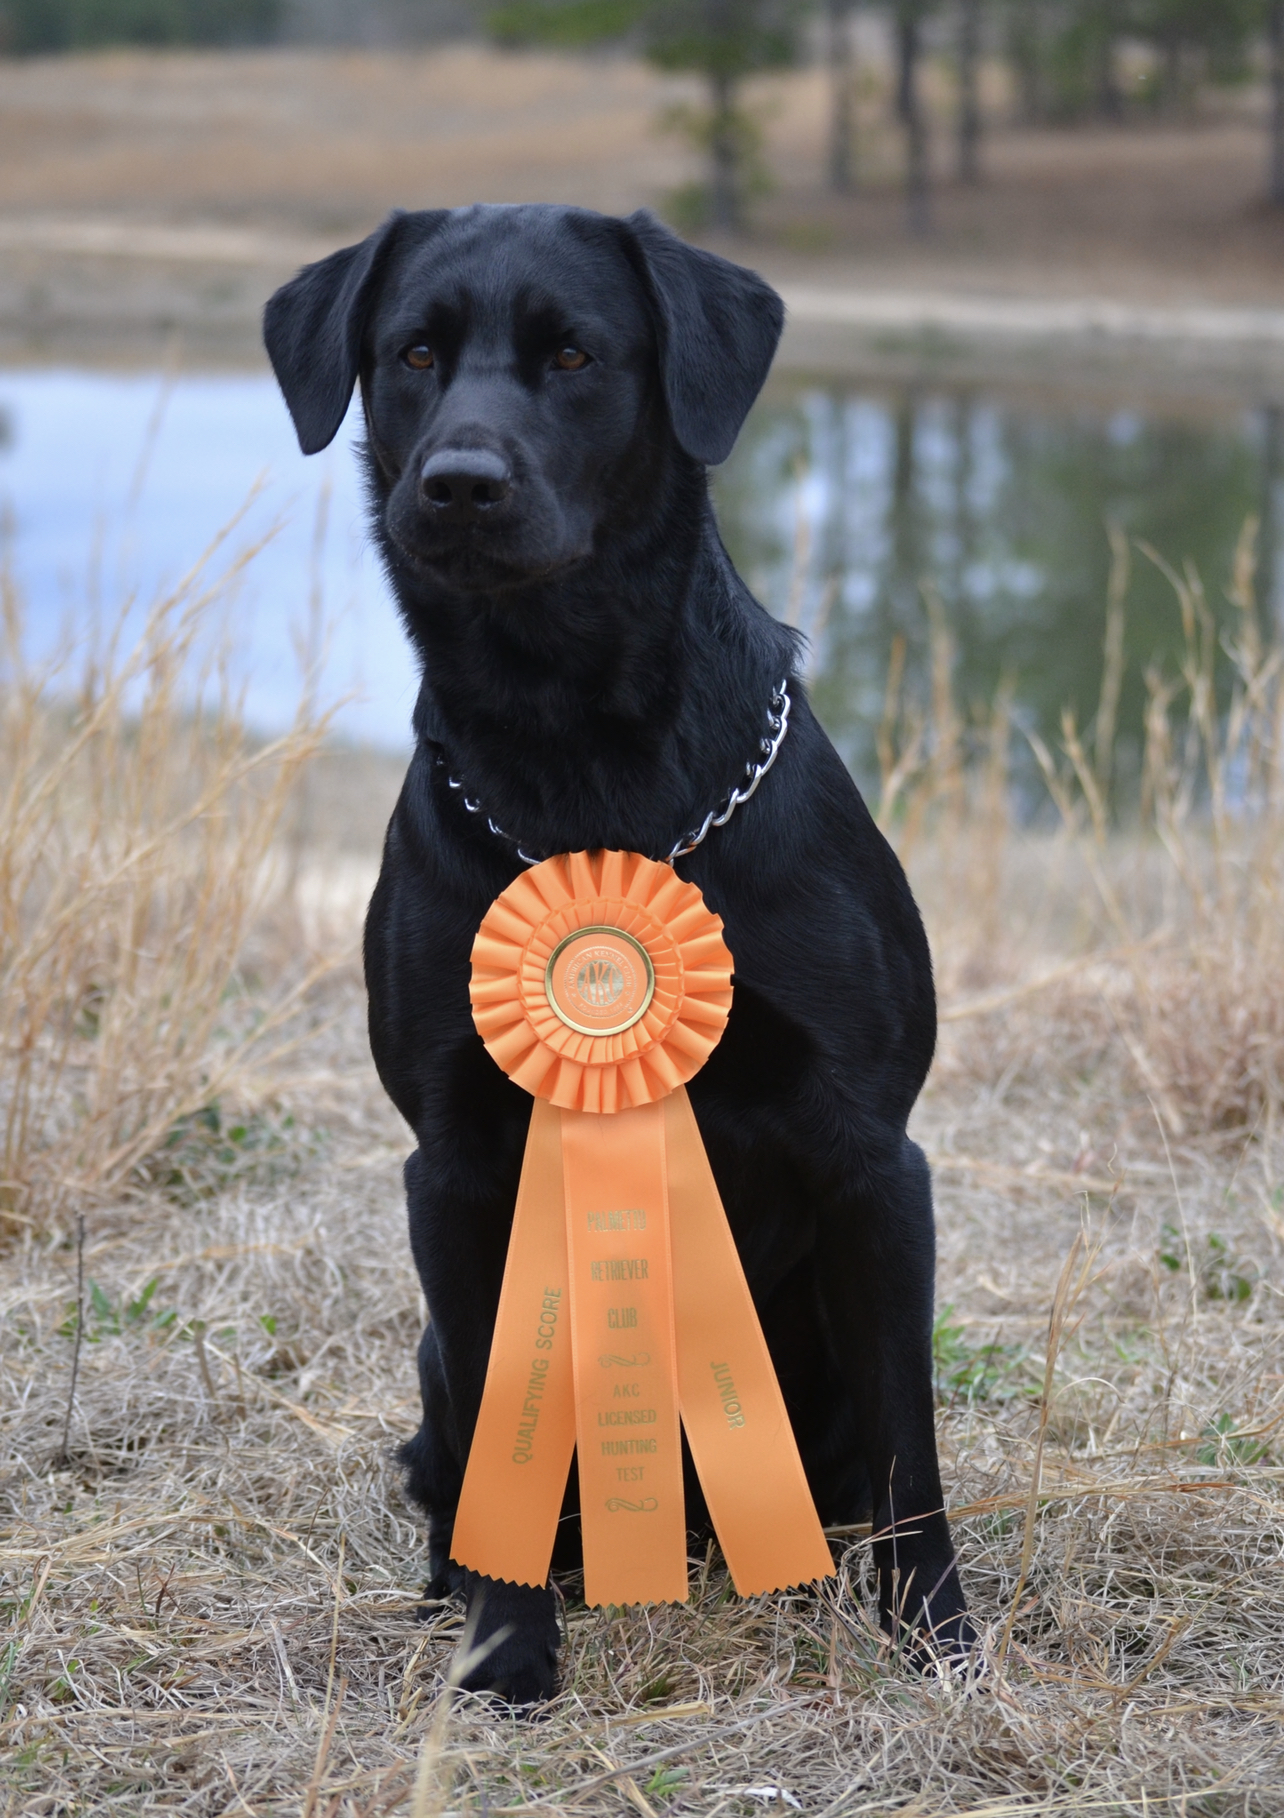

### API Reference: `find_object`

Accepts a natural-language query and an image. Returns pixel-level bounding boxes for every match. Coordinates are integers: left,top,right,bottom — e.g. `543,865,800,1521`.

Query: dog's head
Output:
263,204,782,593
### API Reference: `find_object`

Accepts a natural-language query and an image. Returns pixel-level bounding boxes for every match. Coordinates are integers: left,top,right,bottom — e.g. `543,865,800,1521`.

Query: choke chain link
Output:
438,678,792,869
665,680,791,860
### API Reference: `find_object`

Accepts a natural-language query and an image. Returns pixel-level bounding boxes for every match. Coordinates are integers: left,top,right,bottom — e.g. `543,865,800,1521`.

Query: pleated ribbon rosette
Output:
451,849,833,1607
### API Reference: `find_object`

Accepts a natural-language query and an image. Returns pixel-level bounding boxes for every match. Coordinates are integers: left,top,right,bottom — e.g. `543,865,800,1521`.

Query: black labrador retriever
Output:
264,203,972,1703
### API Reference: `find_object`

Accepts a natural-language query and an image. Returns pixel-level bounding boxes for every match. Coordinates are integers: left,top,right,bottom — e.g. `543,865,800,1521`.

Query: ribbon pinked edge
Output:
450,849,833,1607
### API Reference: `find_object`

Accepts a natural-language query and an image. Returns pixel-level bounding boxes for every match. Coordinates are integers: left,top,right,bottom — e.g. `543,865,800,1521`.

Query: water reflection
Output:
2,365,1282,784
0,367,413,748
716,382,1284,790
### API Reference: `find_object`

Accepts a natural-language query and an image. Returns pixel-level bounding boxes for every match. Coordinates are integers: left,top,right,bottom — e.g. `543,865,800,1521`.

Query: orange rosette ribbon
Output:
451,850,833,1609
469,848,733,1114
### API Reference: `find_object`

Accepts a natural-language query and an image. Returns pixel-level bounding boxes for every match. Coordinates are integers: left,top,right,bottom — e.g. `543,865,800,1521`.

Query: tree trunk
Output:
952,0,982,182
828,0,857,194
957,0,980,184
897,8,929,235
1007,0,1043,125
1162,35,1182,116
708,70,740,231
1096,0,1121,121
1271,2,1284,207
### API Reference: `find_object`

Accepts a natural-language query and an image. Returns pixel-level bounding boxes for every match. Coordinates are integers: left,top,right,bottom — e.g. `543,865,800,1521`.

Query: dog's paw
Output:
417,1556,467,1613
454,1573,562,1708
456,1634,559,1706
902,1607,981,1679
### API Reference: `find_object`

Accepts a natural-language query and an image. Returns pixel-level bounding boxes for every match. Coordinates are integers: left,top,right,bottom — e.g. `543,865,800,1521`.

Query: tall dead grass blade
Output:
409,1615,510,1818
54,1211,86,1468
302,1673,348,1818
302,1532,347,1818
997,1228,1100,1670
1094,521,1129,793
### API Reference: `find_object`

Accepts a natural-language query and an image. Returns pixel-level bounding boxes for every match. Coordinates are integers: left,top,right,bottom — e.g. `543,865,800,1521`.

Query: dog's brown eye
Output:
403,344,434,371
554,346,588,371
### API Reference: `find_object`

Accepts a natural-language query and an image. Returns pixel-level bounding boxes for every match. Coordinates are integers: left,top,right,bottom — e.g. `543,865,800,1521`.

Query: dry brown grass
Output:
0,524,331,1236
0,47,701,235
3,527,1284,1814
888,522,1284,1140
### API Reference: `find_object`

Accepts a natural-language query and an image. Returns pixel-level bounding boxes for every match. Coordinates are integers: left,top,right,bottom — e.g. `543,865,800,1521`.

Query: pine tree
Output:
487,0,805,229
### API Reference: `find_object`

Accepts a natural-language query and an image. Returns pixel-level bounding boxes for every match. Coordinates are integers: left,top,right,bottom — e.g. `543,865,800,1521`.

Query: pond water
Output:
3,365,1281,788
721,380,1284,787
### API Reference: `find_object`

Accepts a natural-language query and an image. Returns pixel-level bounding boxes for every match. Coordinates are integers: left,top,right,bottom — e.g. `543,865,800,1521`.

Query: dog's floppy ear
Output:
264,210,432,455
621,209,783,466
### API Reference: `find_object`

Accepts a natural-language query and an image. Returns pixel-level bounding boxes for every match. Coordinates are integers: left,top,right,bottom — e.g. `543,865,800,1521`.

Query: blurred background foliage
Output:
478,0,1284,226
1004,0,1266,123
0,0,281,49
2,1,1283,226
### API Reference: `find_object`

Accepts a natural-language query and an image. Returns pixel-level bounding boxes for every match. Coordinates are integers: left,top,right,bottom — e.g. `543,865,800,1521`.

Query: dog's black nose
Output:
419,448,511,516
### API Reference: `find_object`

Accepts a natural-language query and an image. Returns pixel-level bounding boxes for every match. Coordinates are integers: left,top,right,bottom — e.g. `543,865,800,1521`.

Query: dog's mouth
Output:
386,509,592,593
388,529,572,591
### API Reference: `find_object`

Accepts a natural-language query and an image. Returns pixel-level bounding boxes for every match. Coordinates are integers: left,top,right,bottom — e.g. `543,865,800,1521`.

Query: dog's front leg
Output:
815,1134,974,1666
400,1142,562,1705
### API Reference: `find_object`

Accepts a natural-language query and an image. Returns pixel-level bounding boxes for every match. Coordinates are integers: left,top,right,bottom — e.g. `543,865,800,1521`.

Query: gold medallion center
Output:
545,926,656,1038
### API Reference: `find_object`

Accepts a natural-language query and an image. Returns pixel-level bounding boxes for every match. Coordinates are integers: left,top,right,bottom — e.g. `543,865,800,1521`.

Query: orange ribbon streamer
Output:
451,851,832,1607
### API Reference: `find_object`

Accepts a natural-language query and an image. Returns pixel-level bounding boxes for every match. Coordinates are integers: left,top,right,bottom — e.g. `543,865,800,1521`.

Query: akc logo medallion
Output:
545,926,655,1037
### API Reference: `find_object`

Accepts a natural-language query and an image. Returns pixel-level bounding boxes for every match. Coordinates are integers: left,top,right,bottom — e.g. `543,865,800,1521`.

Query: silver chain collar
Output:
665,680,791,860
437,678,792,869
